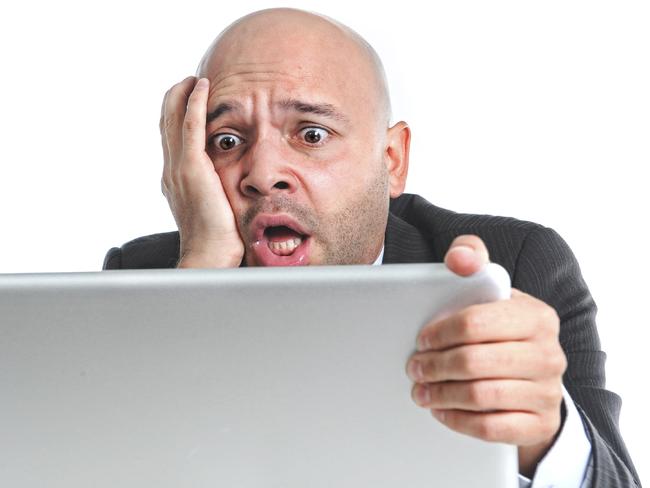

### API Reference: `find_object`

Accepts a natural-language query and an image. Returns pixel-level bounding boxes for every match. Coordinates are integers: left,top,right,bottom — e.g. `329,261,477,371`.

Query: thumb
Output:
444,235,490,276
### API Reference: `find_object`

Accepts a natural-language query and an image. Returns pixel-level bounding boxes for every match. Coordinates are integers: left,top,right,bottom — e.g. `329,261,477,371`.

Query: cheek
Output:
300,145,351,186
299,149,374,209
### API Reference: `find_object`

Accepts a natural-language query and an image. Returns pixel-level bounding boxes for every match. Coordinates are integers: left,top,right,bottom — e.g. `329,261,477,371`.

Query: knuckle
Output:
544,349,567,375
557,351,568,374
539,390,555,409
470,382,505,410
164,113,178,132
540,305,560,334
547,306,560,324
475,418,502,442
177,166,198,186
477,418,514,443
489,382,508,406
541,385,563,409
456,317,474,341
459,308,484,337
466,382,488,407
183,116,200,134
454,348,482,376
558,354,568,375
169,167,183,187
484,382,502,408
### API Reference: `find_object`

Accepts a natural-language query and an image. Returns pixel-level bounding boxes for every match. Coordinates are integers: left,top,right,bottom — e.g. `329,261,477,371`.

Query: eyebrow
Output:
277,98,349,123
206,101,243,124
206,98,349,125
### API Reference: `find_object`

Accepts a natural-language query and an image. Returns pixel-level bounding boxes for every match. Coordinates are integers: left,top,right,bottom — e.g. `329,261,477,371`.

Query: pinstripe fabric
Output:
103,193,641,487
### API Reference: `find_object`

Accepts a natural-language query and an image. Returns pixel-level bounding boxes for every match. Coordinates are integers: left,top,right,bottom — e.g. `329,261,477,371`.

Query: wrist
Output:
518,438,555,478
177,235,244,268
177,248,243,269
518,400,567,478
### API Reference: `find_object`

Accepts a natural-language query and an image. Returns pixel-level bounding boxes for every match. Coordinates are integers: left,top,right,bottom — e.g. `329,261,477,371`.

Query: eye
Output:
299,127,329,145
211,133,244,151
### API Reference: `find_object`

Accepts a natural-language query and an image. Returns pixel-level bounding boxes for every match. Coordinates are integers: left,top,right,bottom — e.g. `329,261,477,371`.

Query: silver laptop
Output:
0,263,517,487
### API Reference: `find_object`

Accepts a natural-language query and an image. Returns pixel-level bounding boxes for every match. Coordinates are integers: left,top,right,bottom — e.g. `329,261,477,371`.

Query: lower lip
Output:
249,236,311,266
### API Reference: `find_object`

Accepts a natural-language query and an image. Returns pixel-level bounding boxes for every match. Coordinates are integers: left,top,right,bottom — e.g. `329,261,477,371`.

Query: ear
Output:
384,121,411,198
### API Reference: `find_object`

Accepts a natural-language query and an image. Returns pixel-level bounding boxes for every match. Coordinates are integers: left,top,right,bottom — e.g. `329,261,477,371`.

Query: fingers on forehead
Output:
161,77,199,145
182,79,209,152
165,77,198,114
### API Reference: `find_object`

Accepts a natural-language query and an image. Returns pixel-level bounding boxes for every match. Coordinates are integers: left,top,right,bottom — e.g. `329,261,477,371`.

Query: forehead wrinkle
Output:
207,69,307,100
205,67,323,123
207,96,350,127
213,70,300,88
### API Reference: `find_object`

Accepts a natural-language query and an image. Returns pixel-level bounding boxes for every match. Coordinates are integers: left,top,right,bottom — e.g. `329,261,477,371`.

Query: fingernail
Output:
408,360,423,381
453,245,475,259
195,78,208,89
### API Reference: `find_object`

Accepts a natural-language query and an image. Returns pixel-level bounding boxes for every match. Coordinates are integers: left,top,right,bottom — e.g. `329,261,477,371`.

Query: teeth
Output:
268,237,302,255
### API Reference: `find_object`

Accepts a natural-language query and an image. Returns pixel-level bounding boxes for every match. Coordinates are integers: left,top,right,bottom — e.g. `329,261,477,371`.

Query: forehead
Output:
208,60,333,99
200,32,377,120
207,60,364,112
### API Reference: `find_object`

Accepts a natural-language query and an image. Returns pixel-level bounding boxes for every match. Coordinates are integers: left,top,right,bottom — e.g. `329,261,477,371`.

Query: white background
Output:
1,0,648,482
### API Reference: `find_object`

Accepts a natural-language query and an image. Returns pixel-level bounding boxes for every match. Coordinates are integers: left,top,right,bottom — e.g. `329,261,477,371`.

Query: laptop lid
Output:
0,263,517,487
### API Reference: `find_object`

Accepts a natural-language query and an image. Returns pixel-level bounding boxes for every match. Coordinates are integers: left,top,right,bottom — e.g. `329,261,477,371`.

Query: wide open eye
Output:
212,133,244,151
299,127,329,145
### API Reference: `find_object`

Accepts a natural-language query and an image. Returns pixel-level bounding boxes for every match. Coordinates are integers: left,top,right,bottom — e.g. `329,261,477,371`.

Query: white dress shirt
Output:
518,386,592,487
372,246,592,487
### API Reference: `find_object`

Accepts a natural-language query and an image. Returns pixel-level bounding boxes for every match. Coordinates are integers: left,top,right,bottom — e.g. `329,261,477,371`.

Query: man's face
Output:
200,16,403,266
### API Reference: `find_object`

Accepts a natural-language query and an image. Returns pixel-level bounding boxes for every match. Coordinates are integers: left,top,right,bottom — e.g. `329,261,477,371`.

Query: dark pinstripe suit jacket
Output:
103,193,640,487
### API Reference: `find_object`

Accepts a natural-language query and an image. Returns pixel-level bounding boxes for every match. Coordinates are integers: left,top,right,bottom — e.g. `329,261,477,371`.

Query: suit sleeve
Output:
511,226,640,487
102,247,123,270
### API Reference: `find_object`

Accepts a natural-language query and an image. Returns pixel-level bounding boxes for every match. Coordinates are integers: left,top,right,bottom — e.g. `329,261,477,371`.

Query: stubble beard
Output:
240,166,390,266
318,168,389,265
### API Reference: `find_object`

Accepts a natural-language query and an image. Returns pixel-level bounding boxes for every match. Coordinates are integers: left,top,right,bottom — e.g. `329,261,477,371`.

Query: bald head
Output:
196,8,392,128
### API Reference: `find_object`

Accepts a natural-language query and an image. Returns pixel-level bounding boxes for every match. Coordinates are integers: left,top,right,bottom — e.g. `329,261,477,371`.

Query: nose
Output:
239,137,298,198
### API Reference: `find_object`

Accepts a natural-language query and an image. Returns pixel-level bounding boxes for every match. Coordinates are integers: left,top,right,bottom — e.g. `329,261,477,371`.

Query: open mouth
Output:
249,215,312,266
264,225,306,256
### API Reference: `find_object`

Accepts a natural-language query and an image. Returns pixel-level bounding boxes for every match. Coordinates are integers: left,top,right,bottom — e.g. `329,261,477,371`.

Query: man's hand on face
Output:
160,76,244,268
406,235,568,478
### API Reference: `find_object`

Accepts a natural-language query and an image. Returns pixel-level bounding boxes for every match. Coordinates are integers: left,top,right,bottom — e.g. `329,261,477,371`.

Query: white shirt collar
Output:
372,244,385,266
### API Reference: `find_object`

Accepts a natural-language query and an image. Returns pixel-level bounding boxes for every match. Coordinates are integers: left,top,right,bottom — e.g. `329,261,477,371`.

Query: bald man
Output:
104,8,639,487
